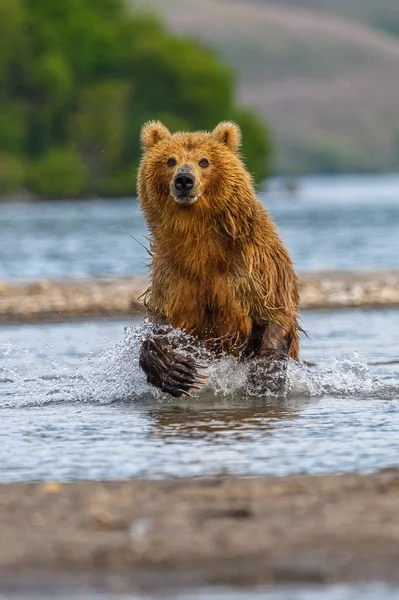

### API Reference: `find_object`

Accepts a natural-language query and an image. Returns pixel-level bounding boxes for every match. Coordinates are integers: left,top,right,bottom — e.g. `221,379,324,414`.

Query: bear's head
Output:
138,121,252,218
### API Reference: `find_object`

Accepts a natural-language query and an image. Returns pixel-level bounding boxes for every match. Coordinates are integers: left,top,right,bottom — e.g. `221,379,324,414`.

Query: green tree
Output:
0,0,272,199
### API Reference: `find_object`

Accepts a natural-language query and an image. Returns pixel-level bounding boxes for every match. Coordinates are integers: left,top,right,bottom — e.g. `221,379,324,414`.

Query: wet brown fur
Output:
138,121,300,361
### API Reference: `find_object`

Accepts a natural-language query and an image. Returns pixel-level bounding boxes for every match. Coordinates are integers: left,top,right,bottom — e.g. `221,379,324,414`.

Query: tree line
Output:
0,0,272,199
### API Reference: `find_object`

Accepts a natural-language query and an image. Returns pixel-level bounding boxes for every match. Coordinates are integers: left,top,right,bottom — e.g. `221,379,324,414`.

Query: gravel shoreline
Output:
1,471,399,592
1,271,399,323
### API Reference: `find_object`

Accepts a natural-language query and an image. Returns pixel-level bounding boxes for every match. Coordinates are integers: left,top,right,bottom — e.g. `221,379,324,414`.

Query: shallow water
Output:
2,583,399,600
1,308,398,483
1,175,399,280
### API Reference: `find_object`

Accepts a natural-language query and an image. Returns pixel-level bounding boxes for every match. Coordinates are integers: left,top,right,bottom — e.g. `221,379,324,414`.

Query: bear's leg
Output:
139,329,207,398
245,322,293,396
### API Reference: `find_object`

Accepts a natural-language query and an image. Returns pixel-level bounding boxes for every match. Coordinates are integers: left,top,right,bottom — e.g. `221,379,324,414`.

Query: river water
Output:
1,175,399,280
1,176,399,480
1,176,399,599
0,308,398,482
2,583,399,600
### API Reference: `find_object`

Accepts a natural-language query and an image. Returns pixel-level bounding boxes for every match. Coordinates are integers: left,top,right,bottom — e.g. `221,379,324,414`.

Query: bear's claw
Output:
139,338,207,398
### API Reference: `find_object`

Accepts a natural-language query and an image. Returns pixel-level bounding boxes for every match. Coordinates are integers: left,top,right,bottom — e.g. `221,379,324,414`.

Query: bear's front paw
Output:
247,355,288,397
139,338,207,398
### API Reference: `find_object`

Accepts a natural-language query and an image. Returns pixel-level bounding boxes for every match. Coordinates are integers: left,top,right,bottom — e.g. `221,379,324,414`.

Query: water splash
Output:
0,340,37,405
286,353,384,398
1,323,395,409
75,325,388,404
313,354,383,395
74,325,150,404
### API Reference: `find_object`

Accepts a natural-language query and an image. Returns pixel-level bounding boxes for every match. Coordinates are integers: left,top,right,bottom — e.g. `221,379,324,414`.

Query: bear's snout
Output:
171,165,200,205
174,173,195,195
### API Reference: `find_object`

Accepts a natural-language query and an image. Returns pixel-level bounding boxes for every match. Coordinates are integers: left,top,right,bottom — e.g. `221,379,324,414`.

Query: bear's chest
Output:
157,272,252,355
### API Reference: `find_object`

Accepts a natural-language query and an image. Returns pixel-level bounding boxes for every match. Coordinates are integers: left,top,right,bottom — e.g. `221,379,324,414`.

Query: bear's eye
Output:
166,157,177,167
199,158,210,168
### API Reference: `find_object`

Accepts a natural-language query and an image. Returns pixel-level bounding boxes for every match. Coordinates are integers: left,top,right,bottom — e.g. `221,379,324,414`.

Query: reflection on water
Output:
149,397,309,440
0,309,398,483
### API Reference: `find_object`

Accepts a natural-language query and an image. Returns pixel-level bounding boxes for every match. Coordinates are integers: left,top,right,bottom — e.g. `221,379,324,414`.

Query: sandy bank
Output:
0,271,399,324
1,471,399,591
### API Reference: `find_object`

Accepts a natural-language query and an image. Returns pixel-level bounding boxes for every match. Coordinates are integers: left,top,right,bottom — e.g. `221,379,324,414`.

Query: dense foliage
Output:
0,0,272,199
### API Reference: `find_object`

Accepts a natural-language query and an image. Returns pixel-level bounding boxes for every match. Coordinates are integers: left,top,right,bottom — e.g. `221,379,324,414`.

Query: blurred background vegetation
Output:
1,0,399,200
0,0,271,199
140,0,399,176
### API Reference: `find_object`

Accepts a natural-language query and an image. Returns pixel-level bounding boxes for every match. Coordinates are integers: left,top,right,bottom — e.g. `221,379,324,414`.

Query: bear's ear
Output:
140,121,171,150
212,121,241,152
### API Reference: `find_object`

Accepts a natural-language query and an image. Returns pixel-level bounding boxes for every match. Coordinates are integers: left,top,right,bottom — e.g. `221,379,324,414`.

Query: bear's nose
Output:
174,173,195,194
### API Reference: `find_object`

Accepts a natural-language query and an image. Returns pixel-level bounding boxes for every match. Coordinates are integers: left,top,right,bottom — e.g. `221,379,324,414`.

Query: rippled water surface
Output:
1,307,398,483
1,175,399,280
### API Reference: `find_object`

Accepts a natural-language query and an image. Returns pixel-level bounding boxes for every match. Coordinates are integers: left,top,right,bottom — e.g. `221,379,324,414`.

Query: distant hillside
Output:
136,0,399,174
261,0,399,35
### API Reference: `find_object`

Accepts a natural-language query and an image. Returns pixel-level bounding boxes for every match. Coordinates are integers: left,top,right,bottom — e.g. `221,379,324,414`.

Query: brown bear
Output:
137,120,300,397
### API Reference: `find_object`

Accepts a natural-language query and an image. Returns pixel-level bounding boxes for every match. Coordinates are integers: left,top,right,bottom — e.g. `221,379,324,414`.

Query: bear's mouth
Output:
172,194,200,205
